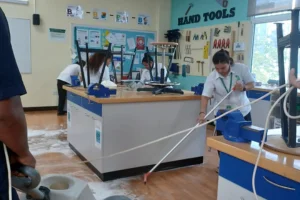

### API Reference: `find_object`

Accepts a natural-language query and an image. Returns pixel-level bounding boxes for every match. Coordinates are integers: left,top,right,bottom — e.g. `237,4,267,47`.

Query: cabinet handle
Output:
263,176,296,191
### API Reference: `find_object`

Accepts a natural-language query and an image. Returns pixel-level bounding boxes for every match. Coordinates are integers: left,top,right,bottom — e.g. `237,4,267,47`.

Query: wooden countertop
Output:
63,86,201,104
207,128,300,183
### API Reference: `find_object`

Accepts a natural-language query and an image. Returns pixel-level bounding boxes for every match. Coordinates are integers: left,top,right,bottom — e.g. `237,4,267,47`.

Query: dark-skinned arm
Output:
0,96,35,168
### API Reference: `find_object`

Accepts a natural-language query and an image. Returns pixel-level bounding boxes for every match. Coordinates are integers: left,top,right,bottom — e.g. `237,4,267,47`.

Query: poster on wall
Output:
93,9,108,20
147,38,154,50
127,38,136,50
94,120,102,150
89,30,101,48
136,36,145,51
105,32,126,46
49,28,66,42
137,14,151,26
66,5,84,19
116,11,129,23
76,29,88,47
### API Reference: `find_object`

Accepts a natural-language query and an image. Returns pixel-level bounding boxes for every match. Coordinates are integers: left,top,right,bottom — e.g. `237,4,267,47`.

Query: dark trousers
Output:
0,143,19,200
57,79,68,115
216,112,252,156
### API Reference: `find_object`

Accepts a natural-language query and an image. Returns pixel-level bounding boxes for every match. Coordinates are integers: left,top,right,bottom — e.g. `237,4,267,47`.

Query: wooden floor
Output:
24,110,219,200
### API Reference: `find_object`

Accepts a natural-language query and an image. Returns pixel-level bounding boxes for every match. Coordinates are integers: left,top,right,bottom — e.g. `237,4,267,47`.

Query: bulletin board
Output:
72,24,156,73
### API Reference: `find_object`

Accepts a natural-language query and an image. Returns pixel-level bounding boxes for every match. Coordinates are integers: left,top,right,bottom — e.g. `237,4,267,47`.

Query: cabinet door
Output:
249,98,271,128
67,102,80,145
206,98,215,121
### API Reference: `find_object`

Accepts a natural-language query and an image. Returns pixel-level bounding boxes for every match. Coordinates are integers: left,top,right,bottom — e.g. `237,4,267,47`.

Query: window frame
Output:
0,0,28,5
249,12,291,73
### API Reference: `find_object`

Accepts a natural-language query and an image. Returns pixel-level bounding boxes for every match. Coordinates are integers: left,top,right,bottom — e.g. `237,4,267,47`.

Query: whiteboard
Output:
7,18,31,74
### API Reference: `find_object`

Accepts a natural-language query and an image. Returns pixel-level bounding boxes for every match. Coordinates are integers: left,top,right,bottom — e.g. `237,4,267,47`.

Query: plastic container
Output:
70,75,80,87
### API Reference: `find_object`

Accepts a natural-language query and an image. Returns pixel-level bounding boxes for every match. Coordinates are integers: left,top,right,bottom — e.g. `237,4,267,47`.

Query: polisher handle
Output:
12,165,41,191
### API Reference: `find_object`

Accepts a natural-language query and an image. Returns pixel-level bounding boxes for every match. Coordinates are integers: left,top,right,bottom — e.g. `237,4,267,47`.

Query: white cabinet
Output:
249,98,271,128
206,98,215,121
218,177,266,200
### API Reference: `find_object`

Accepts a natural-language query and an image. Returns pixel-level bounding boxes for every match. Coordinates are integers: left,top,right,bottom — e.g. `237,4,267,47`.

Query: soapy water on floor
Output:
89,177,142,200
27,128,141,200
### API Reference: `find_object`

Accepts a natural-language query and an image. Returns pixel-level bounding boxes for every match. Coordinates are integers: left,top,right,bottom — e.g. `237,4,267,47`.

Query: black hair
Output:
142,53,153,63
212,49,234,65
76,60,86,67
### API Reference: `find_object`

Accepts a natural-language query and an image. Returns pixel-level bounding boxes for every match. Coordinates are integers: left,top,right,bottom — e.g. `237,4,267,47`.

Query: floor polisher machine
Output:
13,166,131,200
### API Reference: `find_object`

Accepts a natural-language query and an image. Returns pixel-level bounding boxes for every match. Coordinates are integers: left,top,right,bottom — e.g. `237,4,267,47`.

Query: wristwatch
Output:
243,86,246,91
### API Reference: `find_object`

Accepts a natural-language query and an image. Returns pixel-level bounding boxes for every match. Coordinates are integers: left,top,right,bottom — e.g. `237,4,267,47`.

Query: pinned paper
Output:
76,29,88,47
116,11,129,23
93,9,107,20
147,38,154,50
49,28,66,42
136,36,145,51
233,42,245,51
137,14,151,26
127,38,136,50
106,33,126,45
134,53,140,64
67,5,84,19
89,30,101,48
115,33,126,45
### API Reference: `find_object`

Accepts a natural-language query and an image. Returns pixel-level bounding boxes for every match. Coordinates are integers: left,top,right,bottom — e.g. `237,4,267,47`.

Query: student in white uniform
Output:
57,60,86,115
140,53,171,84
198,49,255,171
82,52,112,86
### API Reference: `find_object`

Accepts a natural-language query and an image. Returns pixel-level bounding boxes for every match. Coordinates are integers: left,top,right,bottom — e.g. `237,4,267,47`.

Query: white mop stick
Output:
144,90,233,183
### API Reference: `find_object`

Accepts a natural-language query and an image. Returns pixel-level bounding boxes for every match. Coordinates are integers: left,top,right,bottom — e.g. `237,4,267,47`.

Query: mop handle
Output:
148,90,233,174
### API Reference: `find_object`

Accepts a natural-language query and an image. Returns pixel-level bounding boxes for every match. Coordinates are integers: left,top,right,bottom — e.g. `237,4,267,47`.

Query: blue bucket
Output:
70,75,80,86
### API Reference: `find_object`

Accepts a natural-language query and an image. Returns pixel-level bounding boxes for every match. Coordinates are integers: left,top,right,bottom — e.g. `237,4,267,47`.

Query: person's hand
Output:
197,112,206,124
289,68,300,89
233,82,244,92
9,151,36,169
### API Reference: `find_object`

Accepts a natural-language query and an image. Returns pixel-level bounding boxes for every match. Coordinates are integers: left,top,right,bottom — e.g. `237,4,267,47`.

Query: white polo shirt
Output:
82,64,110,86
140,63,171,83
57,64,81,84
202,63,255,116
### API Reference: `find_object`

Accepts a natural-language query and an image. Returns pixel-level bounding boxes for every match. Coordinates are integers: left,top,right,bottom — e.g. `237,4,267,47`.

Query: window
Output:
251,12,294,84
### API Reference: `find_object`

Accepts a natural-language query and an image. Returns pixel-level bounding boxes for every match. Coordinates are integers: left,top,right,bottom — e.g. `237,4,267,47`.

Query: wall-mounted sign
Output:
178,7,236,26
216,0,229,8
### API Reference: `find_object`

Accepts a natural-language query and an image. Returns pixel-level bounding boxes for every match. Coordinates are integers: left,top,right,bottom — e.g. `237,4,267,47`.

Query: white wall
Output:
0,0,171,107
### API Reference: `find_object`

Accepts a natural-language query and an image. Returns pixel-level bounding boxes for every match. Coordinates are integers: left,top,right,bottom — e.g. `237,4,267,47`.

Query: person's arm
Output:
198,77,214,123
0,8,35,168
235,65,255,92
0,97,34,165
289,68,300,88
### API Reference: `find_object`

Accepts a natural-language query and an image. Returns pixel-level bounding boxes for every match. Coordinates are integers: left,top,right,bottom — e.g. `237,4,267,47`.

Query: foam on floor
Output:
89,177,141,200
27,129,75,158
26,129,140,200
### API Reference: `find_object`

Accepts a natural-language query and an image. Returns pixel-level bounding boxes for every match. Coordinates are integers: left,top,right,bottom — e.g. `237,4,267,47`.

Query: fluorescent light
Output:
0,0,28,5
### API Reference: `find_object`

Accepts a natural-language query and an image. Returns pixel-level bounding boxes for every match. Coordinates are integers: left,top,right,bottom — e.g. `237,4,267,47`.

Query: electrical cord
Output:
3,143,12,200
252,85,300,200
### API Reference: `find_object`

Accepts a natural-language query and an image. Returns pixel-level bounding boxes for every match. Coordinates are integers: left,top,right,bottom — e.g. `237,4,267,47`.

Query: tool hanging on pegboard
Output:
164,29,181,59
185,44,191,55
224,25,231,33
